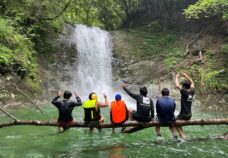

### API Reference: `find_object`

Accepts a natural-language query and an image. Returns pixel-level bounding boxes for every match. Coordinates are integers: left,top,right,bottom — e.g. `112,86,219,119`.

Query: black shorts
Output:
57,119,73,129
176,114,192,120
132,111,151,122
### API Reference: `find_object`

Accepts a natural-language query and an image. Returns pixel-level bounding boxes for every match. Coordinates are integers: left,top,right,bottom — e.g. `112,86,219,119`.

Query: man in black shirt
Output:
122,83,154,122
175,72,195,139
52,91,82,132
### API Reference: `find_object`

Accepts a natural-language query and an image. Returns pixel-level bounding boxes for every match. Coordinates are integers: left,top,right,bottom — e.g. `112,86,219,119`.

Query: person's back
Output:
179,87,194,119
175,72,195,139
57,100,78,122
83,92,109,123
155,88,177,139
83,100,97,121
136,95,153,121
83,93,98,122
110,94,128,124
122,84,154,122
52,91,82,131
156,96,175,123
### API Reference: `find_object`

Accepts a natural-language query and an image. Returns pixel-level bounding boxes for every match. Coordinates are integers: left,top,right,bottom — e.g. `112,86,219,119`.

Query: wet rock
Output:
219,94,228,104
61,74,72,81
39,24,78,98
11,93,15,99
214,132,228,140
122,77,135,84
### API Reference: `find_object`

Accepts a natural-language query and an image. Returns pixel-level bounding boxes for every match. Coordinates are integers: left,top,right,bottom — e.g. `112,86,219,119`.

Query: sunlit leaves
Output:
184,0,228,20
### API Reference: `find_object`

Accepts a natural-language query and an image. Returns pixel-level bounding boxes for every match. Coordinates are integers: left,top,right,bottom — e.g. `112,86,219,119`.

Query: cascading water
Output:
73,25,112,98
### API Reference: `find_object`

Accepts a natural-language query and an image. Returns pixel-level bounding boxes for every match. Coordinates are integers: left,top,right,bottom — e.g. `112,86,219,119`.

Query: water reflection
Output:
109,146,125,158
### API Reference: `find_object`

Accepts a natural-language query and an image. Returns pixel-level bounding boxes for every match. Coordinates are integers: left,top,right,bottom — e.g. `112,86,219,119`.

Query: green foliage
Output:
221,43,228,54
125,24,180,59
0,18,40,88
1,0,125,55
116,24,227,93
198,68,224,90
0,44,13,64
184,0,228,20
65,0,124,29
1,0,67,55
164,47,184,68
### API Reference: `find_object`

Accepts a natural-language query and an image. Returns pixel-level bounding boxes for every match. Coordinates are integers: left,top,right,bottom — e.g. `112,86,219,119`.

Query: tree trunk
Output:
0,118,227,129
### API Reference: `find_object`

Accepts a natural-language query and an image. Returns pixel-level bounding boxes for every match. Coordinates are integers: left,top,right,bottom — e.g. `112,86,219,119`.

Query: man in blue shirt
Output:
155,88,177,139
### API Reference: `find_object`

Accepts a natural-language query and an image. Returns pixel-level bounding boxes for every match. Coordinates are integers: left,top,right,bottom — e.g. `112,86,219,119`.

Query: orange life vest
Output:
111,100,127,124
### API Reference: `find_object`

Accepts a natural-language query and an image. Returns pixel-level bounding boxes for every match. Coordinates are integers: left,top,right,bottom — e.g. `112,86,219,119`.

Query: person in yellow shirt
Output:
83,92,108,130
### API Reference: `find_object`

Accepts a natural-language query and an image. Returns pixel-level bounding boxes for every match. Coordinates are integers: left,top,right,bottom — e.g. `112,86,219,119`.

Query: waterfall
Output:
73,25,112,97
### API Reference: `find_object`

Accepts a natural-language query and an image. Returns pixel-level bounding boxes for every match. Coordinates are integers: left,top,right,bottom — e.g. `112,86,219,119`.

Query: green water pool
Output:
0,106,227,158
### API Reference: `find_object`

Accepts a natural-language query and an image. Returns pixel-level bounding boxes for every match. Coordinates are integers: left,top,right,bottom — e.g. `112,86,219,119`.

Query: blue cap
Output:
115,94,121,101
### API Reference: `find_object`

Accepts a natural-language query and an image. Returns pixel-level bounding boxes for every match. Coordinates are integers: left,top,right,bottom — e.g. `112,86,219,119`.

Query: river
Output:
0,106,227,158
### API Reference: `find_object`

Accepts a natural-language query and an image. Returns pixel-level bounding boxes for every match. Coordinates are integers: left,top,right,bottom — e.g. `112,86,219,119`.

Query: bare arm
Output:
175,74,181,90
182,72,195,88
96,94,108,109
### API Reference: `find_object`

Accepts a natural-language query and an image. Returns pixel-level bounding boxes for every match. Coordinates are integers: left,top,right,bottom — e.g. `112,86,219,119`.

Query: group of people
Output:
52,72,194,140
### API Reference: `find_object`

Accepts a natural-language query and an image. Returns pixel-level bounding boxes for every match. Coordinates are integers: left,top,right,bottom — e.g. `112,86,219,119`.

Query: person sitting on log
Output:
122,83,154,122
110,93,128,132
155,88,177,139
175,72,195,139
83,92,108,130
52,91,82,132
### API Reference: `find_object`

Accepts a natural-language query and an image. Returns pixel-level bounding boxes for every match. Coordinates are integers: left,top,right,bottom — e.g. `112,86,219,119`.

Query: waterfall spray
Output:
74,25,112,98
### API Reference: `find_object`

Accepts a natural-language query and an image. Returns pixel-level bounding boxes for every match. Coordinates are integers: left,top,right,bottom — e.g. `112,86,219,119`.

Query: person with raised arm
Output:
52,91,82,132
122,83,154,122
83,92,108,131
175,72,195,139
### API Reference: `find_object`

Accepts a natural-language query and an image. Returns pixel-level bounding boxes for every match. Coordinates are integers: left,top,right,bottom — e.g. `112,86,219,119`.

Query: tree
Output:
184,0,228,20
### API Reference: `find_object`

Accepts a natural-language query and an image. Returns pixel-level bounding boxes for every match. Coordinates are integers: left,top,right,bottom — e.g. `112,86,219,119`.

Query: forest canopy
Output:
0,0,227,91
184,0,228,20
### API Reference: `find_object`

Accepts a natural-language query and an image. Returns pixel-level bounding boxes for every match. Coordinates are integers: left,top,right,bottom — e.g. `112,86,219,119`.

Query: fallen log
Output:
122,127,144,133
0,118,227,129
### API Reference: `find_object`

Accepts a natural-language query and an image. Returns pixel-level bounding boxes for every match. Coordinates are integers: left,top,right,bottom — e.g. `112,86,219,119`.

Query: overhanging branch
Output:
0,107,18,121
10,80,45,115
42,0,72,21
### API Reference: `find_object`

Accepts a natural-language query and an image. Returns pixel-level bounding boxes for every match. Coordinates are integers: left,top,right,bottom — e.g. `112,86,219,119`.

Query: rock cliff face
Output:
38,24,78,99
111,30,203,112
37,25,203,111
